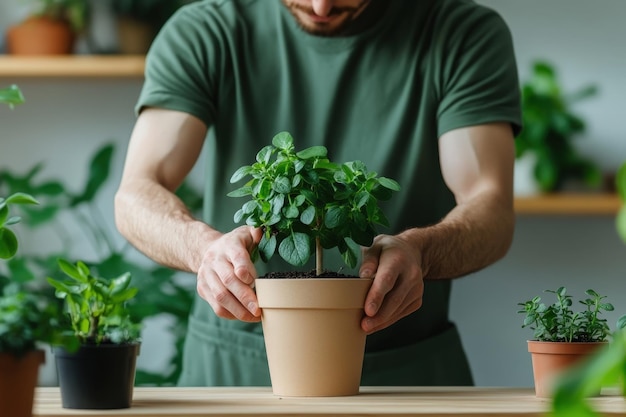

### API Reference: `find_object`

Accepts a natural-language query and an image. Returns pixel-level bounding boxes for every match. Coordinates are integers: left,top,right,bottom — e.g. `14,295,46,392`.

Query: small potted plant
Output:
1,192,64,417
5,0,88,55
515,60,602,194
47,258,141,409
228,131,400,397
109,0,190,54
518,286,620,397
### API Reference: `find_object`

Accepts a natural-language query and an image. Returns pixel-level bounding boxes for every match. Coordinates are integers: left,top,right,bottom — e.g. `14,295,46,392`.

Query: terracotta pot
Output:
0,349,45,417
6,16,75,55
255,277,372,397
527,340,606,397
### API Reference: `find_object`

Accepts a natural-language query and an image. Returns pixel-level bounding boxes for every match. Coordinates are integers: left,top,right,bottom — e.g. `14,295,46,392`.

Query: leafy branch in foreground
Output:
228,131,400,275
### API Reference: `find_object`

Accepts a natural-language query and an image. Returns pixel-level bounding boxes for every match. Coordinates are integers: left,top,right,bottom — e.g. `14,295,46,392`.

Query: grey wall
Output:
1,0,625,387
453,0,626,387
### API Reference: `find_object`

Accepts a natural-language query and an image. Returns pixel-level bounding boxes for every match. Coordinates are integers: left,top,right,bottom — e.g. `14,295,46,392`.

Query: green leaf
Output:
70,143,114,206
278,232,310,266
5,192,40,206
341,242,358,269
0,85,25,107
273,176,291,194
0,228,18,259
272,131,294,150
230,165,252,183
256,145,273,164
227,186,252,198
300,206,315,225
258,234,276,262
296,146,327,160
57,259,86,283
379,177,401,191
0,205,7,226
325,206,346,229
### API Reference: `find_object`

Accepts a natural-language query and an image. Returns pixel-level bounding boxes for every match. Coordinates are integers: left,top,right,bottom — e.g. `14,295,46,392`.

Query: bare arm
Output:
359,122,515,333
115,108,262,322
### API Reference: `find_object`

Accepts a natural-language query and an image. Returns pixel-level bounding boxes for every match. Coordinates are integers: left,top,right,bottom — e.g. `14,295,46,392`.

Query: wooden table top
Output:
33,386,626,416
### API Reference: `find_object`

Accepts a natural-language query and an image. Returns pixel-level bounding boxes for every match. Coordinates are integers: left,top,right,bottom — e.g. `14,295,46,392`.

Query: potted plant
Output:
515,60,602,194
5,0,88,55
228,131,400,397
47,258,141,409
518,286,621,397
549,162,626,416
109,0,191,54
1,192,64,417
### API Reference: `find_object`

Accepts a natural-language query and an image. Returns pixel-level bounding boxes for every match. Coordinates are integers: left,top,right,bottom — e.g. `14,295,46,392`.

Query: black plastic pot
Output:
54,343,140,409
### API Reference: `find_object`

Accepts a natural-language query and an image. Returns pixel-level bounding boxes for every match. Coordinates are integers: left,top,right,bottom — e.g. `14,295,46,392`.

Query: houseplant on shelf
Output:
5,0,88,55
47,258,141,409
549,161,626,417
1,192,64,417
515,60,602,194
518,286,621,397
109,0,193,54
228,131,400,397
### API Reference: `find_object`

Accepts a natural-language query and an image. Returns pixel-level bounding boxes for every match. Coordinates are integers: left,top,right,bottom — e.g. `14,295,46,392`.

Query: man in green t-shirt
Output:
115,0,522,386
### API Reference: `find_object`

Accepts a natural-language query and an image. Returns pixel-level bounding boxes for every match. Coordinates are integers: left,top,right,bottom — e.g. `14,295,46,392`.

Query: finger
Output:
363,268,397,317
360,239,382,279
231,227,260,285
362,291,421,334
209,278,261,322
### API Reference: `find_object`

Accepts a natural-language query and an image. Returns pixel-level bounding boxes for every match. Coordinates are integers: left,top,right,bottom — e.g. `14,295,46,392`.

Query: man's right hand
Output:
196,225,263,322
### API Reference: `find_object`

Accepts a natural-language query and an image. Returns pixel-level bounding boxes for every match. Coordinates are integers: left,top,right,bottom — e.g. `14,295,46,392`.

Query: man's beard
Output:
282,0,371,37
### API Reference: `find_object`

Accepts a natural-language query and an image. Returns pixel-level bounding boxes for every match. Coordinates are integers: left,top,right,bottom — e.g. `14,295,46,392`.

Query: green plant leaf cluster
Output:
0,284,64,356
518,287,616,342
516,61,602,192
1,142,199,385
27,0,89,32
0,192,67,356
0,85,25,109
47,258,141,345
228,131,400,273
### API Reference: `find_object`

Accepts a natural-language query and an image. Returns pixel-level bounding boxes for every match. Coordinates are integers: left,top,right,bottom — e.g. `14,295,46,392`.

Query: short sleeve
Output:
135,5,217,127
435,7,522,138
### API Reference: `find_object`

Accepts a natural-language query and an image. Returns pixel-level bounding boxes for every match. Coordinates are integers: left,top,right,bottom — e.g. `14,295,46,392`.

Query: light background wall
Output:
1,0,625,388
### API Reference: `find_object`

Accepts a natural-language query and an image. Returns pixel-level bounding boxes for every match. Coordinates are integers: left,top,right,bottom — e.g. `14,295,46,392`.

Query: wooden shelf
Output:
1,55,623,217
0,55,145,78
515,193,621,215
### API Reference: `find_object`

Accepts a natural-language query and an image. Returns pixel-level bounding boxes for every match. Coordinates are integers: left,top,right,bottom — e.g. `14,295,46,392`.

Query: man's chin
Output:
293,15,351,36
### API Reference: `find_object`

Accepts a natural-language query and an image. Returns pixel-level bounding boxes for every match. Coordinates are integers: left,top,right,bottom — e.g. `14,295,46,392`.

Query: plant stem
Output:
315,237,323,276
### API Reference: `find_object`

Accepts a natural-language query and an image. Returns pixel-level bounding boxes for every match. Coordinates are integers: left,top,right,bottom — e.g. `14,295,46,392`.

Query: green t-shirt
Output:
137,0,521,386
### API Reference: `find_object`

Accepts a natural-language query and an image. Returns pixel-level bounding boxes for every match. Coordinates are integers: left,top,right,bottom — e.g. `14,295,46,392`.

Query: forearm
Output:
114,178,220,274
398,190,514,280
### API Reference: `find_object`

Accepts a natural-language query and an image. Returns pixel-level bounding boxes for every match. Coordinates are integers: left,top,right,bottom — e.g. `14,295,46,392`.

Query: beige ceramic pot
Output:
527,340,607,397
256,277,372,397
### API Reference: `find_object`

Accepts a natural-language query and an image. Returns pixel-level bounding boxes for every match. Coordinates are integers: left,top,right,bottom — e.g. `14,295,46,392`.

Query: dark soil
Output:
261,269,359,279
